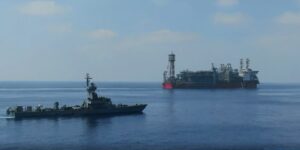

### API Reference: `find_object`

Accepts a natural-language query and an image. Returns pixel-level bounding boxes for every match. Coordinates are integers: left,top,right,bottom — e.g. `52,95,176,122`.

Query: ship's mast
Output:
85,73,92,87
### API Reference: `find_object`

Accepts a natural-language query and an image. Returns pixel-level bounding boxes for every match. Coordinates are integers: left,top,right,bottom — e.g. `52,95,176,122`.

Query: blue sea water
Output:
0,82,300,150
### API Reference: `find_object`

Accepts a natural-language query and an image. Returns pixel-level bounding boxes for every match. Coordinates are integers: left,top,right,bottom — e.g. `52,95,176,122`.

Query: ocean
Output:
0,82,300,150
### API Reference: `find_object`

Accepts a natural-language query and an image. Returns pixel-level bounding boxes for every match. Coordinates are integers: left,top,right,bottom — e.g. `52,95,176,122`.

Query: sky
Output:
0,0,300,82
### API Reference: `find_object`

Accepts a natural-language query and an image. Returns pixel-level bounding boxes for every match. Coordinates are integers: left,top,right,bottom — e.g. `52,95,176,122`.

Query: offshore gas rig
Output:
163,53,259,89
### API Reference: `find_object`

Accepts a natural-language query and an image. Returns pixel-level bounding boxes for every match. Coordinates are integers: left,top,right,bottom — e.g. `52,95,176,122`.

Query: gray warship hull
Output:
10,104,147,118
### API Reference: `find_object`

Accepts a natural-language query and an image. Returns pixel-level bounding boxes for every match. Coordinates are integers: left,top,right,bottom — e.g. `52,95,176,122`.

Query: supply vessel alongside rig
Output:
163,53,259,89
6,74,147,118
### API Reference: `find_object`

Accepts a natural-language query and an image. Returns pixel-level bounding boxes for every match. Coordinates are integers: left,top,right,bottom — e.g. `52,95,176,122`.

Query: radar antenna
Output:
85,73,92,87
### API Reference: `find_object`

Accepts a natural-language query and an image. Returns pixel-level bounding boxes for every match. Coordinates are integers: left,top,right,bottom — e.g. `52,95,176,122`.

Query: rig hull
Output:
163,81,258,89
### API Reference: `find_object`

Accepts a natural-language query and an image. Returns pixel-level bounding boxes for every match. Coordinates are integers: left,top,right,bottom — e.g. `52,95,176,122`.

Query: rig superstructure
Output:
163,53,259,89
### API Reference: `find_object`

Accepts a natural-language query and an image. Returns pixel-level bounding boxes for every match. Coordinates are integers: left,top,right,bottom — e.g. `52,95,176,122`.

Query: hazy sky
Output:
0,0,300,82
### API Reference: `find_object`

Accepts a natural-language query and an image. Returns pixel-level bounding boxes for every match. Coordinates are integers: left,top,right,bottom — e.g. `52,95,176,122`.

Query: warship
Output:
163,53,259,89
6,74,147,118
